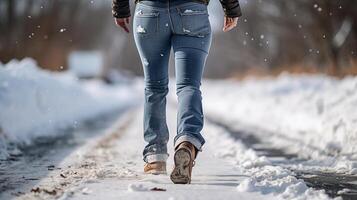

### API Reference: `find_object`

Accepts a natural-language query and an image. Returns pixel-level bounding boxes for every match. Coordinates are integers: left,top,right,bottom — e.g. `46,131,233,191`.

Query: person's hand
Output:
223,17,238,32
114,17,130,33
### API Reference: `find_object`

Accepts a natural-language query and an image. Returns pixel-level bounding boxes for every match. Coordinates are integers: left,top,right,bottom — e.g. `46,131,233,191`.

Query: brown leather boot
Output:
144,161,167,175
170,142,197,184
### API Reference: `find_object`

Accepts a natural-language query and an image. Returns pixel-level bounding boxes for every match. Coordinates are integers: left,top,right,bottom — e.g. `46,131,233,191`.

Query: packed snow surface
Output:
0,58,140,159
203,74,357,174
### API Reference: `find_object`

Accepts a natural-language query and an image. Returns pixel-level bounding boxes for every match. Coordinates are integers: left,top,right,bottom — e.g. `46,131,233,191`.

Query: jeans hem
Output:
144,153,169,163
174,134,203,152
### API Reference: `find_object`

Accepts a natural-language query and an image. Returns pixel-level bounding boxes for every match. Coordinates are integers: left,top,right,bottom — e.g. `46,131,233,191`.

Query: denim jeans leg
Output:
171,2,212,152
143,78,170,163
173,46,210,152
133,3,172,163
134,1,212,160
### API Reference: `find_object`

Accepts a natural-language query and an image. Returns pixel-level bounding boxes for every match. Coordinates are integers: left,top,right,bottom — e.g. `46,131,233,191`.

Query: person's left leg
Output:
133,2,172,165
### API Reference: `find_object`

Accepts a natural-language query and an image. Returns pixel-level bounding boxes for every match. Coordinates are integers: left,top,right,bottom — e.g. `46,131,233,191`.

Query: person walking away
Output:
112,0,241,184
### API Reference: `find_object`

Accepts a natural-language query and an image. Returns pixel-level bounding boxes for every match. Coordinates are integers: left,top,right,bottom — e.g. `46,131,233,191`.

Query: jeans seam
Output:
167,2,175,34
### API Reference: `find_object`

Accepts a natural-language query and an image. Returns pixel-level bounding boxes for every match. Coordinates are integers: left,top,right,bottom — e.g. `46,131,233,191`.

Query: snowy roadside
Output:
204,117,332,200
3,105,332,200
202,74,357,175
0,72,339,199
0,58,141,159
1,62,352,199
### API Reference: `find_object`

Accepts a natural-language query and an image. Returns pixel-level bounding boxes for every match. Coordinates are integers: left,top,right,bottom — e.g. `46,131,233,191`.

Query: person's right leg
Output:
171,2,212,155
133,2,172,164
169,2,212,183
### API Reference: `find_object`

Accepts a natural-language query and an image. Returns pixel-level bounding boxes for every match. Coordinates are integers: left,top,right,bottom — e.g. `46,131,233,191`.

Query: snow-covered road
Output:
1,106,269,200
2,60,357,199
66,107,273,200
1,105,338,200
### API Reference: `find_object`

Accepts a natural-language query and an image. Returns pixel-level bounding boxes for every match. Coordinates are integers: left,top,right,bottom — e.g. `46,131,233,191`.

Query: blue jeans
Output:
133,0,212,163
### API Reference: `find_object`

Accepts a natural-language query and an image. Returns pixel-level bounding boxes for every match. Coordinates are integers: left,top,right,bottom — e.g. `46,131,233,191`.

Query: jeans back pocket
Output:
178,4,210,37
134,5,160,35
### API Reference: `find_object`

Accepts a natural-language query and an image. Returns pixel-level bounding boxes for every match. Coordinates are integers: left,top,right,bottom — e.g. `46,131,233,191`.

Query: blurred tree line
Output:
0,0,116,72
206,0,357,78
0,0,356,78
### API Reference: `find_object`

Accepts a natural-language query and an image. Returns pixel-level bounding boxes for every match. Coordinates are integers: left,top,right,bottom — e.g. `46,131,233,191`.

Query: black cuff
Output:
112,1,131,18
224,5,242,18
113,12,131,18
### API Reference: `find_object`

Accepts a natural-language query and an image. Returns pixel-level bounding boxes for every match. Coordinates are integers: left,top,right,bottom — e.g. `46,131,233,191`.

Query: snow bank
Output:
0,58,140,159
205,121,331,200
203,74,357,174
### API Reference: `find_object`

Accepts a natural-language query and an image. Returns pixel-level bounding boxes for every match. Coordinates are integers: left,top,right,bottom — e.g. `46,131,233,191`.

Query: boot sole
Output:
170,148,191,184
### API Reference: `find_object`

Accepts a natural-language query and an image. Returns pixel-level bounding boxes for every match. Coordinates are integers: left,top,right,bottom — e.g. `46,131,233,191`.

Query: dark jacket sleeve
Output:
219,0,242,18
112,0,131,18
